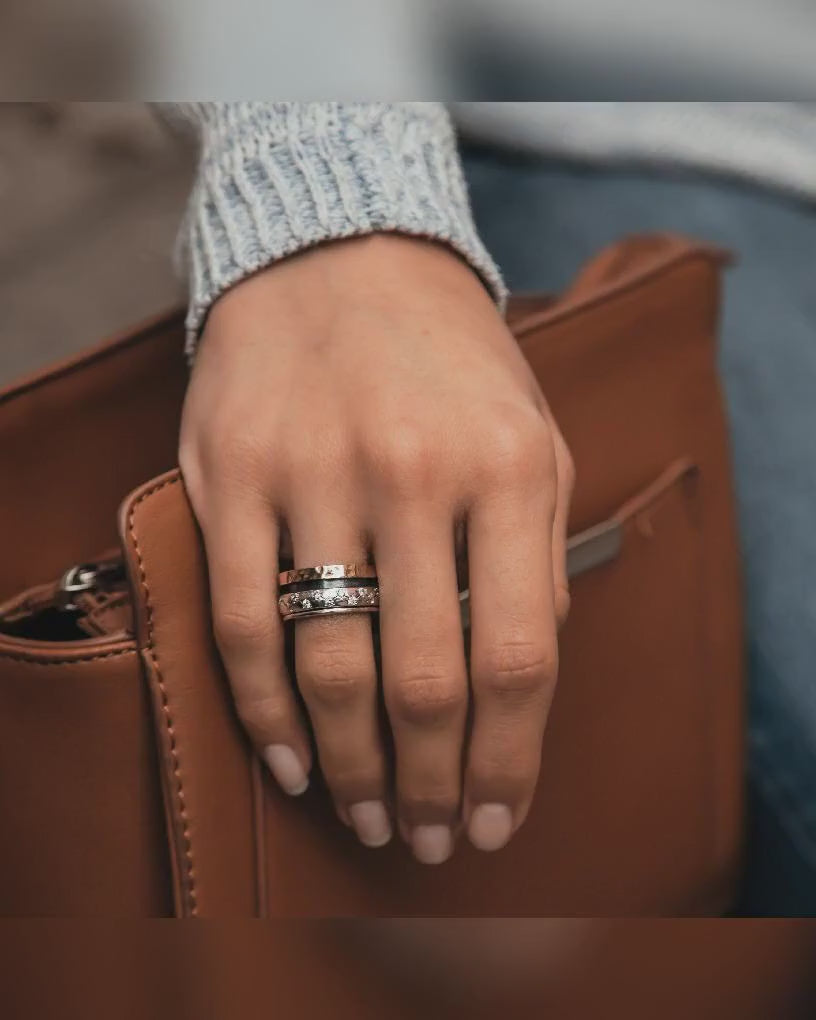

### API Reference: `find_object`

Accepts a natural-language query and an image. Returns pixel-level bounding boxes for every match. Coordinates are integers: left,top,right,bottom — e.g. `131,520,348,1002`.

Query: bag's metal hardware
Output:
565,519,623,580
57,561,125,612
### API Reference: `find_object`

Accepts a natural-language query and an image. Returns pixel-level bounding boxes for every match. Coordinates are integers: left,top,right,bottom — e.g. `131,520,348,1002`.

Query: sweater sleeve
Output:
163,102,507,358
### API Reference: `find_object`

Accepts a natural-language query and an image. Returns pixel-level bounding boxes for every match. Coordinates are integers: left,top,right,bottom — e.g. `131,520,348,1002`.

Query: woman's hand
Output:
179,234,574,864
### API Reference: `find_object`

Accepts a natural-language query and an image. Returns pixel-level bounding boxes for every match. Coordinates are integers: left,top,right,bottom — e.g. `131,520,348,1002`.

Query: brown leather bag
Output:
0,234,744,917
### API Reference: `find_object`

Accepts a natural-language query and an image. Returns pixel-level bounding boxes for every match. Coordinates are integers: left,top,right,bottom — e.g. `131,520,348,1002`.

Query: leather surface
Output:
0,642,172,915
0,234,744,917
1,921,814,1019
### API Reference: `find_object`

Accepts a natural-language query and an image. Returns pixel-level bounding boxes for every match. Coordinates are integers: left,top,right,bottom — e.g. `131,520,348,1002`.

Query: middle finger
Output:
376,504,468,865
287,501,391,849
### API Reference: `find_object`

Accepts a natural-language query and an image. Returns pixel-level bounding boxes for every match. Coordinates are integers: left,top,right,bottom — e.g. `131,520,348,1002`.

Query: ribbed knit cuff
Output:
171,103,507,359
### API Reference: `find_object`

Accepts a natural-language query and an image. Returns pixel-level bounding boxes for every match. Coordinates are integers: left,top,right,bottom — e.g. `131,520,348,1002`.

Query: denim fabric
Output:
462,149,816,916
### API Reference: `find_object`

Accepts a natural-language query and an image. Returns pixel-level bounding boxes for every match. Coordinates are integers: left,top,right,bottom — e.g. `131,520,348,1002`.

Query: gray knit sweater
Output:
170,102,813,355
168,102,506,357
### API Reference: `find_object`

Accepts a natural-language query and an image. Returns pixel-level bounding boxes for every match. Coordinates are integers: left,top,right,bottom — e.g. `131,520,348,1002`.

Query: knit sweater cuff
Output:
176,103,507,358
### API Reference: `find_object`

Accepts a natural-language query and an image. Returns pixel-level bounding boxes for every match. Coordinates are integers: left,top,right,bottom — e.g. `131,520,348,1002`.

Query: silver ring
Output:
278,584,380,622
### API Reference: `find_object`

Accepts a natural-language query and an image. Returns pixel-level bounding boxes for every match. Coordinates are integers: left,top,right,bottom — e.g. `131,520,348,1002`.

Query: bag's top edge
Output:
0,307,186,410
512,233,730,341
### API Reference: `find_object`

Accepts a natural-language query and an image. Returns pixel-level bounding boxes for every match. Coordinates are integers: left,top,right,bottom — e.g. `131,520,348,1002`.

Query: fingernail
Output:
411,825,453,865
263,745,309,795
349,801,392,848
468,803,513,851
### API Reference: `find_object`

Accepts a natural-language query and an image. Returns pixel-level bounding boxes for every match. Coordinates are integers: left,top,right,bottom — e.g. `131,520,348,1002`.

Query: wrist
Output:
176,103,506,362
206,232,502,342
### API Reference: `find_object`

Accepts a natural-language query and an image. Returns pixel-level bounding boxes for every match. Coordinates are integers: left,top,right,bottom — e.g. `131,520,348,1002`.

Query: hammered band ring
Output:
279,564,377,585
278,564,379,622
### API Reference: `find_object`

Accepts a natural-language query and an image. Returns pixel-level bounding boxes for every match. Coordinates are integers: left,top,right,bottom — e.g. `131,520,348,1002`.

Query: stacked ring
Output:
278,564,379,621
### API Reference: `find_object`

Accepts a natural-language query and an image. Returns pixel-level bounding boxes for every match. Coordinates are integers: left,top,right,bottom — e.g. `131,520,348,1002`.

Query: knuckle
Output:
236,693,292,737
389,671,467,727
214,599,271,653
367,424,440,495
207,428,269,481
475,641,557,700
478,409,553,485
279,434,335,484
298,635,367,683
299,667,371,712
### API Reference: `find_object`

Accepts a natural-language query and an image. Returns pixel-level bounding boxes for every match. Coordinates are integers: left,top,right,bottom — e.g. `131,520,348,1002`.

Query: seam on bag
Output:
94,593,130,611
127,475,198,917
88,594,131,627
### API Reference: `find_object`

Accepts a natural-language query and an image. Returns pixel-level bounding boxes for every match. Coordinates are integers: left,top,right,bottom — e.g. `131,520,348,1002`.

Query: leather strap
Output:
121,471,259,916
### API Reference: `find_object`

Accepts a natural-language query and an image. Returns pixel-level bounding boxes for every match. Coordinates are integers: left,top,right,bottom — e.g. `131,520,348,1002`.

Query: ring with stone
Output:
278,564,379,621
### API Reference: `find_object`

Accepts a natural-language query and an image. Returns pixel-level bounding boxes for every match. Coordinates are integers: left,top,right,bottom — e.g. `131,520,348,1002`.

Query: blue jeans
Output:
462,149,816,916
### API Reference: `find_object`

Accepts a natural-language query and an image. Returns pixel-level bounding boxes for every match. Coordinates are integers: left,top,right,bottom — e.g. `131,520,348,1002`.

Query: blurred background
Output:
3,0,816,98
0,103,192,385
2,919,816,1019
4,0,816,377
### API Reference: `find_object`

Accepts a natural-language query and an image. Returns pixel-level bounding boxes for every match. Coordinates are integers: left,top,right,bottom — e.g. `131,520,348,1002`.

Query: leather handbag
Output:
0,233,744,917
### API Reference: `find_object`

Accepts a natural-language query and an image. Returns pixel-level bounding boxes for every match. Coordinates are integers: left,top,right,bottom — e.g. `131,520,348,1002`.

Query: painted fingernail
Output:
411,825,453,865
468,803,513,851
349,801,392,848
263,745,309,795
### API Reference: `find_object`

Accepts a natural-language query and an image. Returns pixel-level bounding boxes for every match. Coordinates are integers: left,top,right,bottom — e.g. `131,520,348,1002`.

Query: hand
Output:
179,234,574,863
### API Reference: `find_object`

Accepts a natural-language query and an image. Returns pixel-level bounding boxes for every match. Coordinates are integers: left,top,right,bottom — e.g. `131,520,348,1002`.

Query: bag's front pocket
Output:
0,639,174,916
522,457,719,915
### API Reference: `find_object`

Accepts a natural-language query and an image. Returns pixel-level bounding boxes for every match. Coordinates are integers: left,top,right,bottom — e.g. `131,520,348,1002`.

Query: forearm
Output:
162,102,506,357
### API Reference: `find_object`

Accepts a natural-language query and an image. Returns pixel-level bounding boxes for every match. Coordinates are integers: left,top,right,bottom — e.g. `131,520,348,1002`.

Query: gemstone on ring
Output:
278,582,380,621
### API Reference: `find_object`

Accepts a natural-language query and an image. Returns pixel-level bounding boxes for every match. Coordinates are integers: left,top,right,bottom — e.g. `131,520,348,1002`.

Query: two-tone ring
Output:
277,564,379,622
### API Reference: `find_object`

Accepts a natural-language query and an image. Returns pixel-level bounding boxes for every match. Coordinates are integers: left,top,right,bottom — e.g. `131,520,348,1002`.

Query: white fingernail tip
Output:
349,801,392,847
263,745,309,795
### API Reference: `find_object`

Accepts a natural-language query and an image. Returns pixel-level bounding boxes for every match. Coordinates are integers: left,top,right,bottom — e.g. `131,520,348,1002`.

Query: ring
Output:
278,585,380,621
278,564,377,585
278,563,379,621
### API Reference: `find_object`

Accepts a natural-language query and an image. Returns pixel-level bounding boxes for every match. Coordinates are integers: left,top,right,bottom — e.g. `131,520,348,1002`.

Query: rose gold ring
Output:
278,564,377,585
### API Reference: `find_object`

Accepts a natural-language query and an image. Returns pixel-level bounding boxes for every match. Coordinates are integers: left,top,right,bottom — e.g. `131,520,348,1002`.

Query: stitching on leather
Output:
0,648,134,665
95,593,130,611
89,594,131,624
127,474,199,917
